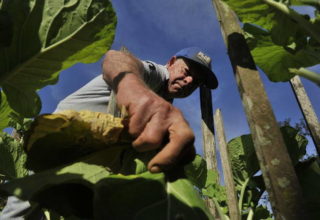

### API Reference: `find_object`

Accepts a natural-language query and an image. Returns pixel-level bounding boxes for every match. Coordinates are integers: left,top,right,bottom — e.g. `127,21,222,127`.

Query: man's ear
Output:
166,56,177,67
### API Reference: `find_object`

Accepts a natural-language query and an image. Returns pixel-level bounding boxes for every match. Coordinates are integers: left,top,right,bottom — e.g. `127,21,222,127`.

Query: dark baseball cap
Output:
175,47,218,89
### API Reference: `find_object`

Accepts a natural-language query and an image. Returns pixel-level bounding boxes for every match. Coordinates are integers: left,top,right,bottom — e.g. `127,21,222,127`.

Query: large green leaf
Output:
222,0,276,30
0,160,214,219
228,133,259,183
223,0,319,37
0,91,12,131
0,132,28,180
296,158,320,219
184,154,208,189
223,0,320,83
0,0,116,118
228,126,308,183
244,23,320,82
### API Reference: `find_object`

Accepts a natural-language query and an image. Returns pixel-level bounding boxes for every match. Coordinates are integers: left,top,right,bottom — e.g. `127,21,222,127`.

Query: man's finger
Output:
147,122,195,173
132,113,169,151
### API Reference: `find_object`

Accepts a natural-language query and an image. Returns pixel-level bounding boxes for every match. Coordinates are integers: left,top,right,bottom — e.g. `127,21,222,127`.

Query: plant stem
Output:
263,0,320,43
212,198,230,220
246,208,254,220
289,67,320,86
238,177,250,213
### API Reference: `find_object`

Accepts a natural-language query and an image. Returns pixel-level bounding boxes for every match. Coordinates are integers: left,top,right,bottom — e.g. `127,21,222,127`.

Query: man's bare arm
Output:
102,50,195,173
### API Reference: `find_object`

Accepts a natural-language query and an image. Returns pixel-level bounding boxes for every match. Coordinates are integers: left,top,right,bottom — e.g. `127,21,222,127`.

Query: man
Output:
0,47,218,219
56,46,218,173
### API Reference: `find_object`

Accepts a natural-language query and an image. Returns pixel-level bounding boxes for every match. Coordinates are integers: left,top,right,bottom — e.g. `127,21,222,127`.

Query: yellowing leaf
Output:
24,110,132,171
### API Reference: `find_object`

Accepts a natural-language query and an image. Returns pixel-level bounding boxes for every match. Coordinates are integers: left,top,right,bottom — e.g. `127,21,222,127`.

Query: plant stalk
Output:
246,208,254,220
238,177,250,213
263,0,320,43
212,198,230,220
289,67,320,86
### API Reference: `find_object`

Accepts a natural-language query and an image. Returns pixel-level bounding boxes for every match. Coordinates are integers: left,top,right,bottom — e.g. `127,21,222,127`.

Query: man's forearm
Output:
102,50,146,91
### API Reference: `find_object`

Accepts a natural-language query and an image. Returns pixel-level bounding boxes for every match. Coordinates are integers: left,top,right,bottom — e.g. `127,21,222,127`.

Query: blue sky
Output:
39,0,320,157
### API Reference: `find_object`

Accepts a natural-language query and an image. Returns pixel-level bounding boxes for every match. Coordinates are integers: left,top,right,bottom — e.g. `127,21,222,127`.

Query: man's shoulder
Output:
142,60,168,78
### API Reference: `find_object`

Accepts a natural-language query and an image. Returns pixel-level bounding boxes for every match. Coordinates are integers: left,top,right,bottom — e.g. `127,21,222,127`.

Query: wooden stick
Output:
214,109,240,220
210,0,307,218
290,75,320,156
200,86,220,218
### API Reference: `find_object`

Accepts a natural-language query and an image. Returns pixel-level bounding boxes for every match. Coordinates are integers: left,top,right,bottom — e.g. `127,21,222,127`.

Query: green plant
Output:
0,112,214,219
222,0,320,85
0,0,116,130
188,125,318,220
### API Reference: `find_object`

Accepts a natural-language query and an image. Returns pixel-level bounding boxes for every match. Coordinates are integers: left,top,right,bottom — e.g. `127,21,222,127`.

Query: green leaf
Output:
270,11,300,46
253,205,272,220
280,126,307,164
184,154,208,189
0,161,213,219
95,172,214,219
296,158,320,219
0,91,12,130
228,134,259,183
222,0,276,30
119,147,156,175
0,10,13,47
0,0,116,117
228,126,308,183
244,24,320,82
0,132,28,179
224,0,320,83
202,170,227,209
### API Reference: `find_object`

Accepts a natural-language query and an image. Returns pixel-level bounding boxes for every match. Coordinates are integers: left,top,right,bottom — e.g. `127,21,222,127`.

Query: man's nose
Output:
183,75,193,84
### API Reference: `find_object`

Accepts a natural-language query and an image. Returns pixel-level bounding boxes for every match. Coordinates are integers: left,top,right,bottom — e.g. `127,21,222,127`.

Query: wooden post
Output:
200,86,220,218
290,76,320,156
210,0,307,219
200,86,219,176
214,109,241,220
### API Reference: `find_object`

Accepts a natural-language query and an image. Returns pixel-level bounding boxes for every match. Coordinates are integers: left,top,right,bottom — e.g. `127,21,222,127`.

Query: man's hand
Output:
103,50,196,173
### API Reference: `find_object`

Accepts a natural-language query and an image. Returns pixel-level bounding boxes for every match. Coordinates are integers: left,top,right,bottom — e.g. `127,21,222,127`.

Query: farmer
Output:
0,47,218,219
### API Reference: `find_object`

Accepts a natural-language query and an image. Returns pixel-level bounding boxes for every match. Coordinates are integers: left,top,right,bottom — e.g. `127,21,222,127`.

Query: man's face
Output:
166,57,202,98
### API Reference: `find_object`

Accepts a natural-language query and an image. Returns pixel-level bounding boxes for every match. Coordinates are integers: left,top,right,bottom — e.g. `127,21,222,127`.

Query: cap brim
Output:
204,69,218,89
185,58,218,90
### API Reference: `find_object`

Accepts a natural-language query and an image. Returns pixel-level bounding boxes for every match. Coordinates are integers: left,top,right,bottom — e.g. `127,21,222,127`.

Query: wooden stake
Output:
214,109,240,220
210,0,307,219
290,76,320,156
200,86,220,218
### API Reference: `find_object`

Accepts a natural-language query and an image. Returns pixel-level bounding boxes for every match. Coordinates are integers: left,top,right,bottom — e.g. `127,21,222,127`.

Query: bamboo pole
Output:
200,86,220,218
290,76,320,156
214,109,240,220
210,0,307,219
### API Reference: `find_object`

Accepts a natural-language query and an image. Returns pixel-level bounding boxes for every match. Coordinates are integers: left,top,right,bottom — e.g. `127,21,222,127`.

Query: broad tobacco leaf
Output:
228,126,308,183
222,0,276,30
183,155,228,212
0,159,214,219
0,0,116,119
0,91,12,131
0,132,28,180
296,158,320,219
253,205,272,220
223,0,320,82
24,110,132,172
184,154,208,189
0,110,213,219
244,23,320,82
